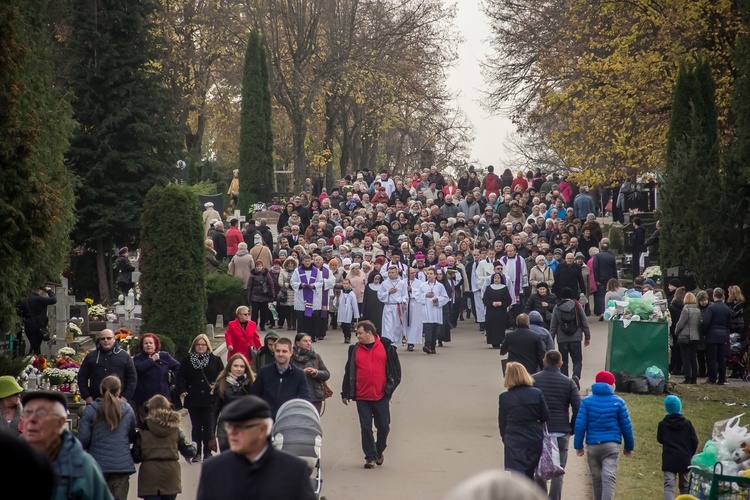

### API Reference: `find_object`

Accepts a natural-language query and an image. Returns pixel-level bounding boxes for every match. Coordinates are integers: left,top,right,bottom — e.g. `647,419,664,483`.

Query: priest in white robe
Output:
404,268,424,351
474,248,497,331
377,266,408,345
416,267,450,354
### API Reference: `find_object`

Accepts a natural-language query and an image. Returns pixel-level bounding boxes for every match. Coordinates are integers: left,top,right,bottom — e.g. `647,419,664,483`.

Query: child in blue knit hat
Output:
657,395,698,500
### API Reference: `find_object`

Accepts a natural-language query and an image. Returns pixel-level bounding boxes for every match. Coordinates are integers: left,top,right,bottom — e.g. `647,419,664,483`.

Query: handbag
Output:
278,288,288,303
322,380,334,399
538,424,565,480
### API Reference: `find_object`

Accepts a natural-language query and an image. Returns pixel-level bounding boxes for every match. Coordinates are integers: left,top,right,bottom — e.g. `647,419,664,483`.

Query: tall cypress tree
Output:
239,29,274,213
0,0,76,331
65,0,182,301
139,185,205,357
660,58,721,287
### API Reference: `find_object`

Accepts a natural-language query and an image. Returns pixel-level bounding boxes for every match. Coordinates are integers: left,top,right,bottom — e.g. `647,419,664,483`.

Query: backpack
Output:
558,301,580,335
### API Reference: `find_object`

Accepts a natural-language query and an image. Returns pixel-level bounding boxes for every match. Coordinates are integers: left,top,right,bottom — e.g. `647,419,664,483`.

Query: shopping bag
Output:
538,424,565,480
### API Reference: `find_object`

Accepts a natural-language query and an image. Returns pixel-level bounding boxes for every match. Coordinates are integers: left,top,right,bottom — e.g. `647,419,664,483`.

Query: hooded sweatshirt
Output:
657,413,699,472
252,331,280,375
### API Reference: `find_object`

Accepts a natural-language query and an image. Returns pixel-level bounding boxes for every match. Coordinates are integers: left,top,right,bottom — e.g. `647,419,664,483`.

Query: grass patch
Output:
614,384,750,499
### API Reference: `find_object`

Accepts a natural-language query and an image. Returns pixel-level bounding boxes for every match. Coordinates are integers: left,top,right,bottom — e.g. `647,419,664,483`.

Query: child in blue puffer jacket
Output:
574,370,634,500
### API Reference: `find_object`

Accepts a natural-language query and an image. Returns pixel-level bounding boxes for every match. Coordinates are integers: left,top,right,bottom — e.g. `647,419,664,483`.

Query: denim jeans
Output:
356,397,391,461
586,442,621,500
664,471,689,500
558,341,583,378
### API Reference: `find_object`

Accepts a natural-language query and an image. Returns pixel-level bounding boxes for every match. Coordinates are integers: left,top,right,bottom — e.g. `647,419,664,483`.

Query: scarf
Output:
189,351,210,370
299,265,319,317
503,255,523,302
293,348,314,364
320,266,330,318
226,374,247,386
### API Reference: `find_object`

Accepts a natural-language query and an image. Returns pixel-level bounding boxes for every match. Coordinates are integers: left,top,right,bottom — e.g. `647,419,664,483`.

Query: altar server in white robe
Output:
377,266,408,344
474,247,497,331
417,267,450,354
336,277,359,344
404,267,424,351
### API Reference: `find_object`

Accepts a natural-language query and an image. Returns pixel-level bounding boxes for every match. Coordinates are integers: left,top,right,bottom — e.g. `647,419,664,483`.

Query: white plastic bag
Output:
713,414,749,461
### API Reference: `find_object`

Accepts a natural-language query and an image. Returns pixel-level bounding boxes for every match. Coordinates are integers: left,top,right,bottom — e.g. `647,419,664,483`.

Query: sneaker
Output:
344,337,351,344
376,454,385,466
191,455,203,463
572,375,581,391
364,460,377,469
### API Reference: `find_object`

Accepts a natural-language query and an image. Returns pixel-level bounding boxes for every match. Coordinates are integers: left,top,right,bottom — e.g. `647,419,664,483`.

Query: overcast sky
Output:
446,0,515,170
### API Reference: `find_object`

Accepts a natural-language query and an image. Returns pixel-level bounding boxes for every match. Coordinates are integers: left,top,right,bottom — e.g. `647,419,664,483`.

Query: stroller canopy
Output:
272,399,322,460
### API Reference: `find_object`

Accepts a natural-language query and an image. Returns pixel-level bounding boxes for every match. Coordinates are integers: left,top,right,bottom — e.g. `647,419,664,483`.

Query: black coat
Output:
19,291,56,332
114,256,135,284
524,292,558,325
702,301,733,344
77,343,138,401
498,386,549,474
500,328,546,375
197,445,315,500
531,366,581,434
176,354,224,409
657,414,698,472
361,284,384,335
553,262,586,297
212,231,227,262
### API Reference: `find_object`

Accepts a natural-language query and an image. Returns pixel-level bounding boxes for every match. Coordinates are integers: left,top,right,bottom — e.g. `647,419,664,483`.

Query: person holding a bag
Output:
246,260,276,331
532,350,581,499
291,333,331,414
225,306,261,363
498,361,550,480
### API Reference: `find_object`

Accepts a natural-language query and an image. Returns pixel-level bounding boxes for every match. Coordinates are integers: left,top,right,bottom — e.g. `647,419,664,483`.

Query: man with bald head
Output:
552,252,586,299
77,329,137,403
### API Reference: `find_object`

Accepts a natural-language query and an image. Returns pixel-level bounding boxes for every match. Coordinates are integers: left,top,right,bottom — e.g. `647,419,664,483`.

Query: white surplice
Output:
404,278,423,345
416,280,450,324
378,278,408,344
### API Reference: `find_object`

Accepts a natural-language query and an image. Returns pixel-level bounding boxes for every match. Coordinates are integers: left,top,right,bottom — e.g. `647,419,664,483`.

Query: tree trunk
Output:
324,97,336,184
96,237,110,303
292,116,308,192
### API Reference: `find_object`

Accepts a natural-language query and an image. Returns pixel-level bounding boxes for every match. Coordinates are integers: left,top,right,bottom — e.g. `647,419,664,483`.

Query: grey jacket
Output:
532,365,581,434
675,303,702,342
549,299,590,343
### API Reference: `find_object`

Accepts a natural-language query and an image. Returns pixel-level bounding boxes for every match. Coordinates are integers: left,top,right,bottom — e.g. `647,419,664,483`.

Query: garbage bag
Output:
692,440,719,470
645,366,665,395
626,298,654,320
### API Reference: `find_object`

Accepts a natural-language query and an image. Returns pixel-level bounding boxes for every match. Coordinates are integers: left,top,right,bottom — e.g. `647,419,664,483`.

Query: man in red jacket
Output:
341,320,401,469
225,218,244,262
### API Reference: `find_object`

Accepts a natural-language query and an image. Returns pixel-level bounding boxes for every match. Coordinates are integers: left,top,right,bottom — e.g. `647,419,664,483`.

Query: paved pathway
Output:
128,317,613,499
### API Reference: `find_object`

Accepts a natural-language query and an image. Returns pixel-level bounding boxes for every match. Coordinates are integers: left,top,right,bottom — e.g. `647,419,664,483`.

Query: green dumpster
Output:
605,320,669,378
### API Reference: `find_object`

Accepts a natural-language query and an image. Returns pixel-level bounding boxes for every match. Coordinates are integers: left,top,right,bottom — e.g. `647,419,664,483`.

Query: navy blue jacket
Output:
77,342,137,401
132,351,181,404
252,363,311,417
532,365,581,434
702,301,733,344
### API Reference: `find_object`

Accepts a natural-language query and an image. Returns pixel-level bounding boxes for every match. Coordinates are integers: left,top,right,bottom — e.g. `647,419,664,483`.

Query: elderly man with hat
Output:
21,391,113,499
114,246,136,295
0,375,23,435
202,201,221,236
574,370,634,500
197,396,315,500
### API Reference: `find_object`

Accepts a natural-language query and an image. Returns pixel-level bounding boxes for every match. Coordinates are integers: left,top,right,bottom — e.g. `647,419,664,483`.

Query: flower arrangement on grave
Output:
84,298,94,306
643,266,662,281
42,367,78,388
68,322,82,337
116,327,137,352
88,304,107,320
268,204,283,212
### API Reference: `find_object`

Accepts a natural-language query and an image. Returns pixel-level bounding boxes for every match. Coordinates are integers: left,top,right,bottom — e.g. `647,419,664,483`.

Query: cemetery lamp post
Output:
176,159,187,185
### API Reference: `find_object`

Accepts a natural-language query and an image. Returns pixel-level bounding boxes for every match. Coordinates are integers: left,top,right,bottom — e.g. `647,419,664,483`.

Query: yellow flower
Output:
84,298,94,306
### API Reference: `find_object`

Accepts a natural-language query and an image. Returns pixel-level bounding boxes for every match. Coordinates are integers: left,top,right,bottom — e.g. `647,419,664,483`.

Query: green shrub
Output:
140,185,206,359
0,353,32,378
186,181,218,196
608,226,624,253
205,274,246,325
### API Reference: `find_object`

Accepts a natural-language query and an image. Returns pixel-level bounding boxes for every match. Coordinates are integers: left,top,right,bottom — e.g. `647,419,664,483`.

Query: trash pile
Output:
690,414,750,498
614,365,666,395
603,295,669,325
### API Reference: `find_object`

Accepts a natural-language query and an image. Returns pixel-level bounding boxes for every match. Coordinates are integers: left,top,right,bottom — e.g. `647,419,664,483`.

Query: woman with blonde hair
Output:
675,292,702,384
205,239,220,274
78,375,137,500
209,353,255,452
498,362,549,479
176,333,224,462
728,285,745,335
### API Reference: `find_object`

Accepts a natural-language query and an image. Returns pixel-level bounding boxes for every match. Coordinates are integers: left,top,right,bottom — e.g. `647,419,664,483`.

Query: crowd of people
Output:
7,164,747,499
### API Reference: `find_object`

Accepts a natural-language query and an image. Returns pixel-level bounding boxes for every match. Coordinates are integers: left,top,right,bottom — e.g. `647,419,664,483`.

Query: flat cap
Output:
221,395,272,422
553,248,563,255
21,390,67,410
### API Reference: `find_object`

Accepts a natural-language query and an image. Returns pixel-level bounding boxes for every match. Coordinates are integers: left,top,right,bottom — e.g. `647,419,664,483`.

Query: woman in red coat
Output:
224,305,261,362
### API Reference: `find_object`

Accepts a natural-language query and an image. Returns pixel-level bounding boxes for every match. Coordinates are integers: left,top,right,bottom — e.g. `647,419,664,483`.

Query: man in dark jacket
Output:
252,337,311,417
532,350,581,500
77,329,137,402
592,240,618,316
630,217,646,278
211,222,227,262
500,314,546,375
197,396,315,500
341,320,401,469
702,288,733,384
114,246,136,294
550,288,591,383
552,253,586,298
19,285,57,355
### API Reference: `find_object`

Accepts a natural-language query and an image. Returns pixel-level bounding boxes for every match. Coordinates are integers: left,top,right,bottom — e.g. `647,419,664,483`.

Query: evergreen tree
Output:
238,29,274,213
139,185,205,357
661,58,722,287
64,0,182,301
0,0,75,331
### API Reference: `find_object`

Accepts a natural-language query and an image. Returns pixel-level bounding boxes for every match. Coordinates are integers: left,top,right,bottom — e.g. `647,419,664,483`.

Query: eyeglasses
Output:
100,336,114,340
224,422,263,432
22,407,57,420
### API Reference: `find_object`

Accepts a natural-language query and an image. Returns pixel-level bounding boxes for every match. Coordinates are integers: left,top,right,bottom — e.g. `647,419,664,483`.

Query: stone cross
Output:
227,210,246,227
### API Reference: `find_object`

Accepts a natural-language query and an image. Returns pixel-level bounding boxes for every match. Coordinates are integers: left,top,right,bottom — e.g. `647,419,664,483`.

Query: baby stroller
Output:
727,333,750,380
272,399,324,499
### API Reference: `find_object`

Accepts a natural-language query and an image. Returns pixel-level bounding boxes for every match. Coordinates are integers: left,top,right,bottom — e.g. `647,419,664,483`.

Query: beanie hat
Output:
669,279,682,288
118,246,128,255
595,370,616,386
664,395,682,415
561,287,574,299
644,278,656,287
328,258,339,266
342,258,352,266
536,282,549,290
